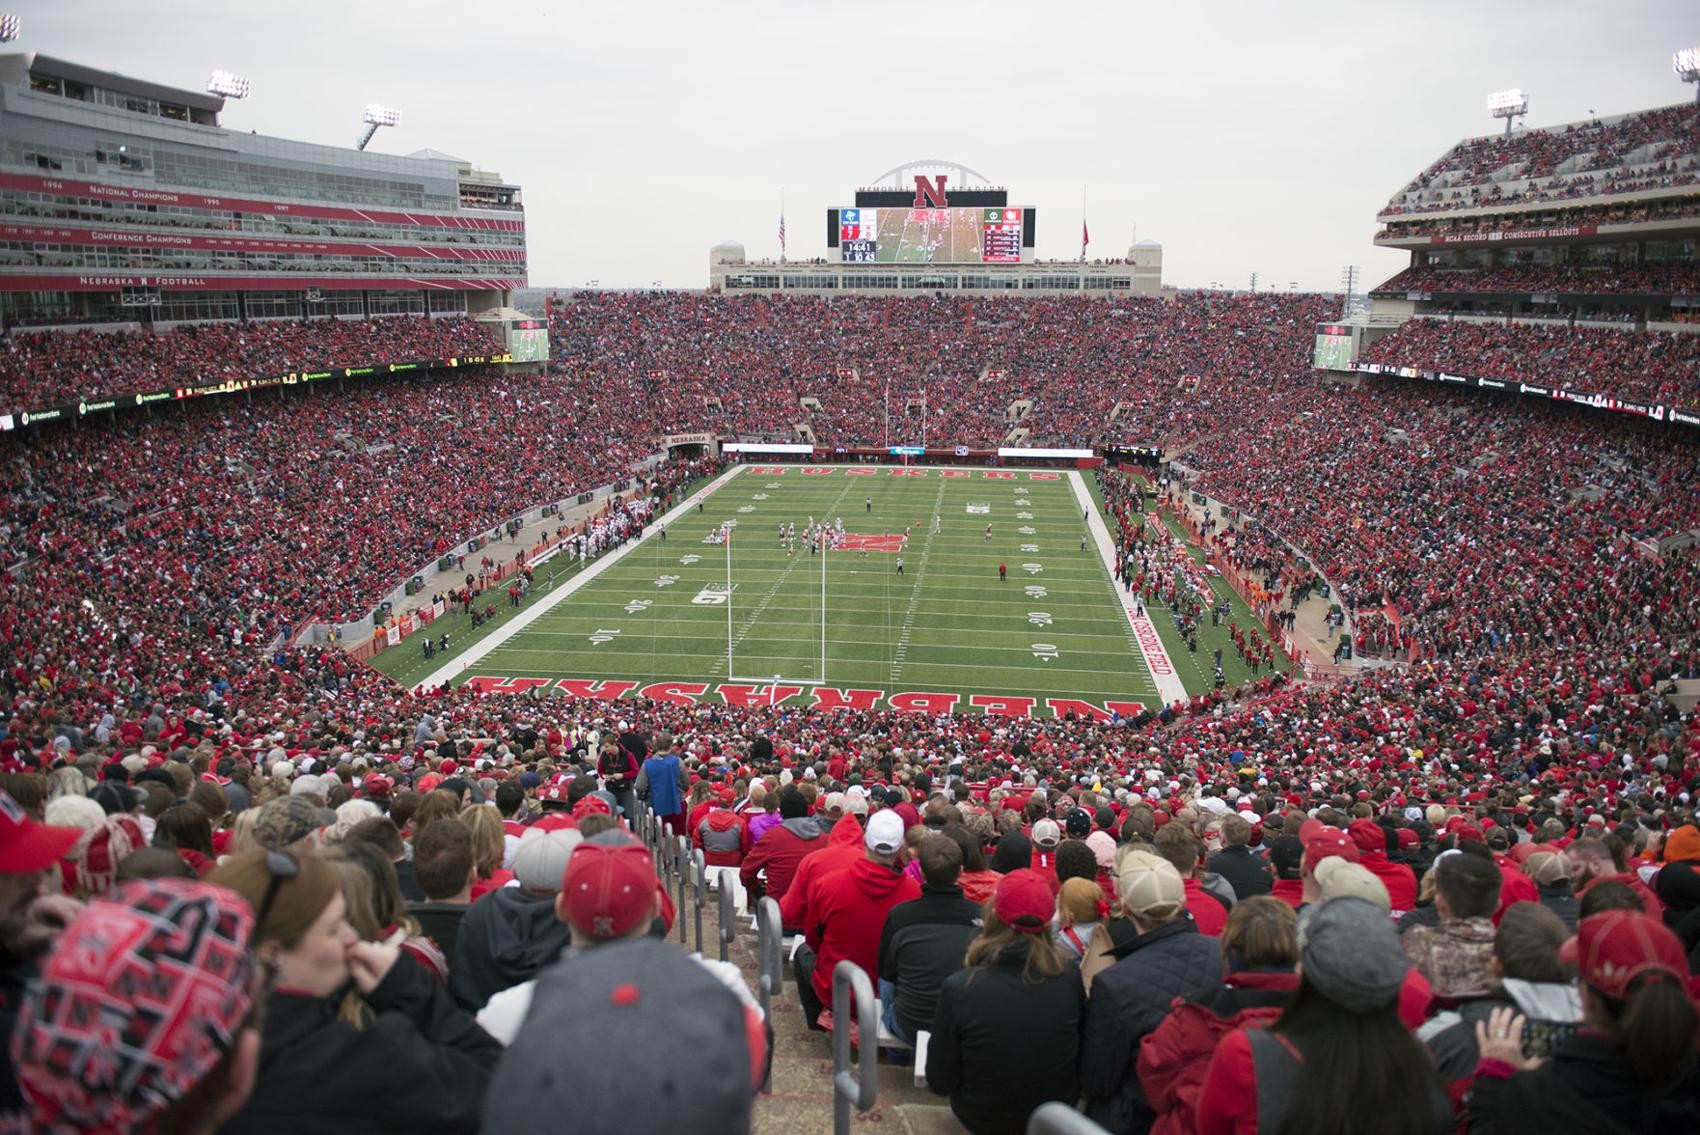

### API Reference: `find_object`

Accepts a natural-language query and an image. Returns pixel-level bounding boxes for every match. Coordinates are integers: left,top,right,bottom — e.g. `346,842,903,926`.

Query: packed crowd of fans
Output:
1358,318,1700,407
0,293,1698,1131
0,315,499,409
0,693,1696,1133
1382,103,1700,217
1375,192,1700,242
546,291,1334,449
1372,261,1700,298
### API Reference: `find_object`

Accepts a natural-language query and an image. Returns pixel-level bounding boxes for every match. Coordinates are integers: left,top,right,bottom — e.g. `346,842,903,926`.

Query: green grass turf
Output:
372,465,1290,707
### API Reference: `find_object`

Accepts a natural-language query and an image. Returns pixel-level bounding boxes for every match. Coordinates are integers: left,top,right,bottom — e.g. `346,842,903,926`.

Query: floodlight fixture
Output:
0,14,18,43
1487,88,1528,137
356,103,401,151
1677,46,1700,104
206,70,251,99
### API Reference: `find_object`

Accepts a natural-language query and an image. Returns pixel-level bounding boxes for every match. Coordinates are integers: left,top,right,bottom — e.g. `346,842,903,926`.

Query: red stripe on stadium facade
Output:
0,274,526,292
0,221,525,262
0,170,526,232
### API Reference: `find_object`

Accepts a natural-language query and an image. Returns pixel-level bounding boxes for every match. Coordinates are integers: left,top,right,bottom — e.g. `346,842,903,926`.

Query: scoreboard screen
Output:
1312,325,1357,371
838,207,1025,264
507,319,550,364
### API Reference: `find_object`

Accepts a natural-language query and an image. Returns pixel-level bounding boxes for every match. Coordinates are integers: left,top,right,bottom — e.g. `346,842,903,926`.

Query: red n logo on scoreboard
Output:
912,175,949,208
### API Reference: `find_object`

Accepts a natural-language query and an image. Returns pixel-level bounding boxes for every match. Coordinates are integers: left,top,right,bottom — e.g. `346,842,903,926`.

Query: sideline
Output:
1067,470,1189,705
410,464,746,691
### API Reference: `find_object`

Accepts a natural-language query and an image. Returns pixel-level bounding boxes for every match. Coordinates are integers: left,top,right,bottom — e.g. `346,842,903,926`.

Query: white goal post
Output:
723,522,831,688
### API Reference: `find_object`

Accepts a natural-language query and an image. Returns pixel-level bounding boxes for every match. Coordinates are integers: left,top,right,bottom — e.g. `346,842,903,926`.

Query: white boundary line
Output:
410,465,746,691
1068,471,1189,705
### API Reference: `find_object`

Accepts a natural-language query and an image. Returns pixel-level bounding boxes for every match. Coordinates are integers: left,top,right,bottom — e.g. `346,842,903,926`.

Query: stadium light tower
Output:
206,70,251,99
1487,89,1528,137
0,14,20,43
1676,47,1700,105
356,104,401,152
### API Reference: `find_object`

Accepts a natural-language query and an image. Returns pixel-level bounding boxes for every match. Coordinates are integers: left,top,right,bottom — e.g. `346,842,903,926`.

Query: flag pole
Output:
1080,184,1088,263
779,188,786,264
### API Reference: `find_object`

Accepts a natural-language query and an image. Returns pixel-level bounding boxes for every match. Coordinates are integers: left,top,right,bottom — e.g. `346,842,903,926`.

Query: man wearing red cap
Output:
0,790,87,1119
1348,818,1418,912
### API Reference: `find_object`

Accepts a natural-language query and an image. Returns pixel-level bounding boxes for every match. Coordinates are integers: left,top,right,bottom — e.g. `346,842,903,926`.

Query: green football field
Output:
377,465,1288,716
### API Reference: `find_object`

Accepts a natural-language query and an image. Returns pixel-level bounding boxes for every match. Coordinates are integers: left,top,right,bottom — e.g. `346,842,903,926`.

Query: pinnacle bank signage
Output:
0,353,514,431
1352,362,1678,427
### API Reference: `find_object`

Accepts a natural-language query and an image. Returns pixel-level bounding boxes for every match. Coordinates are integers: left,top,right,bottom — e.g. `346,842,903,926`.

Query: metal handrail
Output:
1026,1103,1112,1135
675,835,689,944
831,961,878,1135
718,873,736,963
755,896,785,1095
690,848,706,955
755,896,783,1020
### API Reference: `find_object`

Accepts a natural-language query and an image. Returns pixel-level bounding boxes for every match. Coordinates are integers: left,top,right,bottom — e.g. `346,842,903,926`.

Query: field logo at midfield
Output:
838,532,904,553
463,676,1150,719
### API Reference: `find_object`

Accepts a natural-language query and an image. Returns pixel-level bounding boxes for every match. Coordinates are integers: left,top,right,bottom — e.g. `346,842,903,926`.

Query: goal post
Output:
723,521,830,687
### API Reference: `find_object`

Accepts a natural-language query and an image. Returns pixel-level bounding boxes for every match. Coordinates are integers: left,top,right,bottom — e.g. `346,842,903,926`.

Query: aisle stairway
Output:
643,817,966,1134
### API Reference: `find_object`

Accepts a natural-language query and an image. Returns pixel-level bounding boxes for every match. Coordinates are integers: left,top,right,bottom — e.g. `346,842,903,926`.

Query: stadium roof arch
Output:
864,159,999,189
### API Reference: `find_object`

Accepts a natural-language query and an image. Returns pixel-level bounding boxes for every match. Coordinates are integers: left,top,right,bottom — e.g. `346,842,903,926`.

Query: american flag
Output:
778,214,786,257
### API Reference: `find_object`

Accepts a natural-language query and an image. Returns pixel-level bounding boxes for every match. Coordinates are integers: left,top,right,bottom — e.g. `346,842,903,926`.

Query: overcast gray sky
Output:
9,1,1696,290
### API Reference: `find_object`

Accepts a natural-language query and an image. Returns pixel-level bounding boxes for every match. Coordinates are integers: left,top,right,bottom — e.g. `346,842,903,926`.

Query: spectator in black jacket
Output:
926,868,1083,1135
1081,850,1223,1135
450,829,580,1011
1207,814,1273,900
210,848,501,1134
407,818,478,975
1526,851,1579,932
878,833,983,1048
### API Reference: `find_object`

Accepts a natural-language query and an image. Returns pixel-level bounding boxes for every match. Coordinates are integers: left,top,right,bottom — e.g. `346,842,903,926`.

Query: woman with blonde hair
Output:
458,805,514,900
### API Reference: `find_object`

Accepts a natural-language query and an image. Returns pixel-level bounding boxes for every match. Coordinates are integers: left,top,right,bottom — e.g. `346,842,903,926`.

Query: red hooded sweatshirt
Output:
804,854,920,1009
739,813,828,903
780,813,865,931
695,806,751,868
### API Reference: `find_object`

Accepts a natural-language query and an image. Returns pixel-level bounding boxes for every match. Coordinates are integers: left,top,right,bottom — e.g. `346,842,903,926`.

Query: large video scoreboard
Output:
836,206,1026,264
1313,324,1358,371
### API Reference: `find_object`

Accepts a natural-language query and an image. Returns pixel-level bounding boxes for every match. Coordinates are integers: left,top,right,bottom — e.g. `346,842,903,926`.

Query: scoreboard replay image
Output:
838,206,1024,263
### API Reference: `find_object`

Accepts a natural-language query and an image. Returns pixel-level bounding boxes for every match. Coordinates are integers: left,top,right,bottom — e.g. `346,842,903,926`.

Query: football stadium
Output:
1,7,1699,1135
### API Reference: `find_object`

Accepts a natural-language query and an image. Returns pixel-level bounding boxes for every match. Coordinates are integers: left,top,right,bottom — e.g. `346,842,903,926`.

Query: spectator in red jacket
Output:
793,810,919,1031
1139,897,1300,1135
738,786,826,909
694,787,750,868
779,809,865,933
1348,819,1419,913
